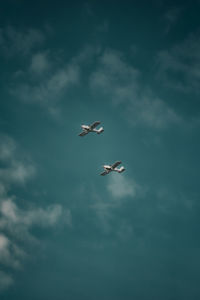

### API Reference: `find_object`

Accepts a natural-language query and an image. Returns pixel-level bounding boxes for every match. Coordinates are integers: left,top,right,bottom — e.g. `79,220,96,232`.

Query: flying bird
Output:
100,161,125,176
79,121,104,137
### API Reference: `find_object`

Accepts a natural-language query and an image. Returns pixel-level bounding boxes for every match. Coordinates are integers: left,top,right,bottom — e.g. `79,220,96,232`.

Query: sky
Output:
0,0,200,299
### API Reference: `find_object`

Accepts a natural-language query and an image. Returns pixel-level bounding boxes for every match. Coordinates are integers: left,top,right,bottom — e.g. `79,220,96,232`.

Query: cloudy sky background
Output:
0,0,200,299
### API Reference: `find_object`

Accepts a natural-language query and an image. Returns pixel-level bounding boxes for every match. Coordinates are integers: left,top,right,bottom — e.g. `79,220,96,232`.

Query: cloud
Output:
91,202,113,234
156,32,200,93
96,20,109,33
0,26,45,57
164,7,182,33
13,61,79,102
125,92,180,128
0,134,35,187
91,194,135,236
0,161,35,186
0,135,16,160
107,173,138,199
90,49,139,101
29,52,50,74
0,271,13,292
0,233,24,269
11,51,80,115
83,2,95,17
0,25,80,116
0,199,66,228
91,174,141,234
90,49,180,128
0,134,71,291
0,197,70,247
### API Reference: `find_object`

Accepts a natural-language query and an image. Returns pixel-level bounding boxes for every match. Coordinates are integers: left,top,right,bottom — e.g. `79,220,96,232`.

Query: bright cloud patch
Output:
107,173,138,198
0,135,35,187
0,134,71,291
91,174,140,234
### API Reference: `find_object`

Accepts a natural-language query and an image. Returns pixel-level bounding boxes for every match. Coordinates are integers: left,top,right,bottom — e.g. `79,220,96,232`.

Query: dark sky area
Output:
0,1,200,299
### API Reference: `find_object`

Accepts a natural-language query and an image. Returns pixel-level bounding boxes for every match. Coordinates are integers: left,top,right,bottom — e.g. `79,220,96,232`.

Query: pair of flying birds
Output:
79,121,125,176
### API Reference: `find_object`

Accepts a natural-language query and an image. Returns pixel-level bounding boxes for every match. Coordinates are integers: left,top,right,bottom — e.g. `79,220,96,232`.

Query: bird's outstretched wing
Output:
79,131,88,137
100,171,108,176
111,161,121,169
90,121,100,129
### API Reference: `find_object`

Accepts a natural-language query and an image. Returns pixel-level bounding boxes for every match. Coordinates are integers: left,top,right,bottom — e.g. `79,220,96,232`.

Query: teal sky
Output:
0,1,200,299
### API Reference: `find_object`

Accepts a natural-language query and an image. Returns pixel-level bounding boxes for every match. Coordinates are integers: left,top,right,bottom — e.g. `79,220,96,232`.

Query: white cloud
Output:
0,135,16,160
0,198,69,233
0,26,80,116
0,134,71,291
0,135,35,187
15,63,79,102
91,174,141,234
107,173,138,199
24,204,63,227
126,92,180,128
90,49,180,128
0,234,9,254
11,56,80,115
0,199,18,223
90,49,139,101
0,161,35,185
0,234,23,269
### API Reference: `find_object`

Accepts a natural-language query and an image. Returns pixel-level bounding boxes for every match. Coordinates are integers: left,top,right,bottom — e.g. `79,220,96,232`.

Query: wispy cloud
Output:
0,135,35,187
156,32,200,93
90,49,180,128
29,51,50,74
107,173,139,199
82,2,95,17
0,233,25,269
11,58,80,114
0,271,13,292
0,26,45,57
0,25,81,116
90,173,141,235
9,41,80,116
164,7,182,33
0,198,66,229
0,134,71,291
